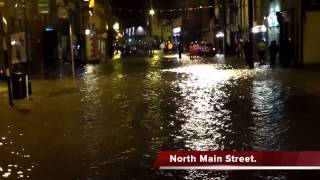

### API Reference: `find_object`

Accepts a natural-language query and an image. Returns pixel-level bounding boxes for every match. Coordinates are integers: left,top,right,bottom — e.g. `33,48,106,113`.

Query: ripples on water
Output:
75,60,320,179
0,125,35,179
251,80,289,150
163,65,254,151
2,56,320,179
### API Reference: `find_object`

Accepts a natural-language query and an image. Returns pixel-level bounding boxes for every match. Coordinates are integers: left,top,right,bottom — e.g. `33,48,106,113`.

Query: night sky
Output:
110,0,185,27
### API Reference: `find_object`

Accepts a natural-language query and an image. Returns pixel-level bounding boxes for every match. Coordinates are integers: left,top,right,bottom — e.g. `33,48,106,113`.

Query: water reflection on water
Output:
164,65,254,151
76,60,320,179
251,79,289,150
1,56,318,179
162,65,254,179
0,125,35,179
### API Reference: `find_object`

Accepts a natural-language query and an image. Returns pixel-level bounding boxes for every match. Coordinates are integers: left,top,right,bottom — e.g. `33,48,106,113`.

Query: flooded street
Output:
1,55,320,179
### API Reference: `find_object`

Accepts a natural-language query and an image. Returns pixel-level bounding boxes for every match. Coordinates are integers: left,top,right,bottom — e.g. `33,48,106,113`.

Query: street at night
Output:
1,54,320,179
2,0,320,179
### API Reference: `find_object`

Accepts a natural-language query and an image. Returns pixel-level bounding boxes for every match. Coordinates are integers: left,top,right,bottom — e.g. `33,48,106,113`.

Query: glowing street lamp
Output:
216,32,225,38
149,9,155,16
113,22,120,32
85,29,91,35
252,25,267,34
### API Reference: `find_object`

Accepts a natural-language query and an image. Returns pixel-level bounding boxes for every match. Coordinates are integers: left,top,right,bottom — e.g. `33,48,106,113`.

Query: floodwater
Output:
1,54,320,179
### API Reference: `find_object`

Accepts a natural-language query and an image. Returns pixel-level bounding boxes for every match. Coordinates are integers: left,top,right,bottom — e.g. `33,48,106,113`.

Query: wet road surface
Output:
1,54,320,179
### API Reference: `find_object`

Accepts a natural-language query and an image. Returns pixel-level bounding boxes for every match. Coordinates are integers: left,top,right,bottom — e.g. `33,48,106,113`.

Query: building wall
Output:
182,0,212,44
83,0,111,60
0,1,5,73
303,11,320,63
242,0,249,32
0,0,112,71
150,15,161,39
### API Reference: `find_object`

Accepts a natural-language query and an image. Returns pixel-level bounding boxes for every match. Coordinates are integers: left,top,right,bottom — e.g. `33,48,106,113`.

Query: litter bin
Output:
12,72,27,100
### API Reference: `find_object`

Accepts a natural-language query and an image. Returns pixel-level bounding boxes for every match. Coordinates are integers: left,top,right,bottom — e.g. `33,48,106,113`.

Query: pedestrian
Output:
283,38,293,68
164,42,168,54
269,41,279,68
243,40,254,69
109,41,114,58
258,40,267,65
225,42,232,57
150,41,155,56
236,38,243,59
195,42,200,58
178,42,183,59
160,42,165,54
115,44,120,54
200,43,205,57
189,42,194,60
167,41,173,53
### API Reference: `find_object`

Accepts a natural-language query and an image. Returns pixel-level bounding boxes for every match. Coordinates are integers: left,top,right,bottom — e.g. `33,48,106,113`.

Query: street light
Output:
216,32,225,38
252,25,267,34
113,22,119,32
149,9,155,16
85,29,91,36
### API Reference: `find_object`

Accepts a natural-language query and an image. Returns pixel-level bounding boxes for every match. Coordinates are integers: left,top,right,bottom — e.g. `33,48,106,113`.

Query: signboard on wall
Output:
38,0,49,14
11,32,27,64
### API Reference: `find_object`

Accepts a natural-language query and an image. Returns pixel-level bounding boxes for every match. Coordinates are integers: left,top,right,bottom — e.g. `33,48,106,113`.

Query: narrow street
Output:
1,54,320,179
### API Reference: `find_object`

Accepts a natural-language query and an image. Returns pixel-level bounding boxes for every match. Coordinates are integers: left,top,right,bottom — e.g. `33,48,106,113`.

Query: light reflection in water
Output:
163,65,254,151
163,65,255,179
80,64,106,178
251,80,289,150
0,125,35,179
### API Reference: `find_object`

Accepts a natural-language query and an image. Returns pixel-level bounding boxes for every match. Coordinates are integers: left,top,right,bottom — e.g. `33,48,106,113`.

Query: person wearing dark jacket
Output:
269,41,279,68
178,43,183,59
283,39,293,68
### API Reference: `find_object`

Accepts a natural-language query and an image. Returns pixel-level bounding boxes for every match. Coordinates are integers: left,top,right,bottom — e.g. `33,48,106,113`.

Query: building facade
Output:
0,0,112,75
302,0,320,65
182,0,214,45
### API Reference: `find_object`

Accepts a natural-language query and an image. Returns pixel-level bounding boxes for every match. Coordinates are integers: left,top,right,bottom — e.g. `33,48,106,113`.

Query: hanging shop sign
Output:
11,32,27,64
